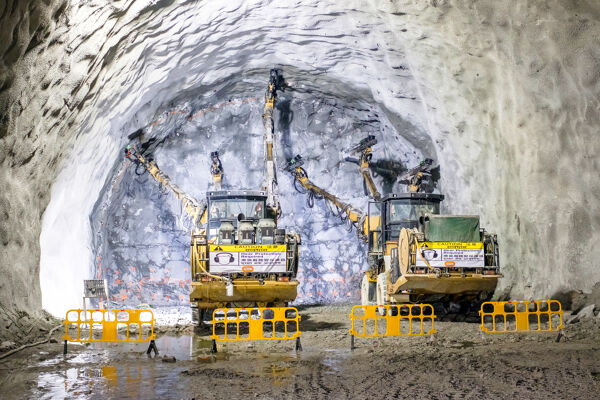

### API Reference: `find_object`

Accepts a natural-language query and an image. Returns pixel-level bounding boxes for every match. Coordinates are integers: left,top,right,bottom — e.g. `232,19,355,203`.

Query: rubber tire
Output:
191,307,200,325
398,228,411,275
360,274,376,305
390,251,400,283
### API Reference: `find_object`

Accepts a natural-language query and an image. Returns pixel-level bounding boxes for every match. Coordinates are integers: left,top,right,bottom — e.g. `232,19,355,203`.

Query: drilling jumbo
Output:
285,135,501,312
125,70,301,323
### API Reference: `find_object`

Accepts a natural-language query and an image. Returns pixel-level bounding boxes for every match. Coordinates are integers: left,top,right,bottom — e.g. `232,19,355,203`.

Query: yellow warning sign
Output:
420,242,483,249
210,244,288,273
417,241,484,268
209,244,286,253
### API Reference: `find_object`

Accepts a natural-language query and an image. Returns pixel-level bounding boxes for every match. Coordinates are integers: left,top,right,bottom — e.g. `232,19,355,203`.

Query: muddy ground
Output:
0,304,599,399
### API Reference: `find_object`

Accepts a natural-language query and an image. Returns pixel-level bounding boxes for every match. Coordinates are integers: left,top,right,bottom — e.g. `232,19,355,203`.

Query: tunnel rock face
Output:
91,93,420,308
0,0,599,318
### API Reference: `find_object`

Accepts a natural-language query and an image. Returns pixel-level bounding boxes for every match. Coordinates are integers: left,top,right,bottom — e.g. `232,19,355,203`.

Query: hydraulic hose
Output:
307,192,315,208
192,245,227,281
135,162,146,176
414,238,435,273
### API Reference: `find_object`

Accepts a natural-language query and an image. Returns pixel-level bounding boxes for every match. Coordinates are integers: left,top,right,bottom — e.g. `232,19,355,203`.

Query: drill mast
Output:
344,135,382,201
262,69,284,215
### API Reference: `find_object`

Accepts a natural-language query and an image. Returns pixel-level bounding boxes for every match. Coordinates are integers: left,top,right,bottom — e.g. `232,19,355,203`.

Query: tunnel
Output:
1,1,600,398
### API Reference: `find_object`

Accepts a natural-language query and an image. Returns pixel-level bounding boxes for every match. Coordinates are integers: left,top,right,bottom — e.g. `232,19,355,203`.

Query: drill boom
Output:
262,69,283,213
126,147,207,228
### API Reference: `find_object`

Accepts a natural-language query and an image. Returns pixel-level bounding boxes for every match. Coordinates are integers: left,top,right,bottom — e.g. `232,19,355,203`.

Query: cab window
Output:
388,199,440,222
209,198,265,220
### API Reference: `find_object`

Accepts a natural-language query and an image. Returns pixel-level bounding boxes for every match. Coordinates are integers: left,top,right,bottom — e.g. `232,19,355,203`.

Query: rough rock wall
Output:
0,0,69,319
0,0,599,319
377,0,600,298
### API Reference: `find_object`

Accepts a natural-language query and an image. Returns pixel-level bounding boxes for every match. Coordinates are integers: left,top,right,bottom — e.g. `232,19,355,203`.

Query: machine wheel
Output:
398,228,411,275
360,274,376,305
390,249,400,283
376,273,388,315
193,308,214,335
191,306,200,325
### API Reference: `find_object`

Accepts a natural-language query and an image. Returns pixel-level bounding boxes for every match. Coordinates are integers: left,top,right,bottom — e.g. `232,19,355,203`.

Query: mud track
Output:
0,304,599,399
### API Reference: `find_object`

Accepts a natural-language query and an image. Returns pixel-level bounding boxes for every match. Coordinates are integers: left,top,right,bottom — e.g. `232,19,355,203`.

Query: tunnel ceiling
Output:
1,0,599,317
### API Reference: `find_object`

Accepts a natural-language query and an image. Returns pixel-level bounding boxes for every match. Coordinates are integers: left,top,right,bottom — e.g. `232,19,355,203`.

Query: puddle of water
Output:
261,363,294,386
37,368,82,399
32,334,311,398
156,335,215,361
34,361,183,399
320,348,351,374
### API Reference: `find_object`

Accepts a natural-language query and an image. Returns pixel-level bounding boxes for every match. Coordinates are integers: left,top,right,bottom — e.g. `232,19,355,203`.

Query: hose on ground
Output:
0,324,62,360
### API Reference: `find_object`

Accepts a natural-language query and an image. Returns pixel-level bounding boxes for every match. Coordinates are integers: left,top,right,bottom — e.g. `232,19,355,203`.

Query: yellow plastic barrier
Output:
63,309,156,344
350,304,437,344
479,300,564,333
210,307,301,350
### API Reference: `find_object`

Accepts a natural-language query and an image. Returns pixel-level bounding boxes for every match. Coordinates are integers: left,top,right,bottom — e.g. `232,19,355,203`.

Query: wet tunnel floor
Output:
1,304,599,399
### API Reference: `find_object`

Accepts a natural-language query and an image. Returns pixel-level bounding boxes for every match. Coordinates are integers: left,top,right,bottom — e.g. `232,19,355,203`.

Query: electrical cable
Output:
347,218,355,232
293,178,307,194
326,199,339,217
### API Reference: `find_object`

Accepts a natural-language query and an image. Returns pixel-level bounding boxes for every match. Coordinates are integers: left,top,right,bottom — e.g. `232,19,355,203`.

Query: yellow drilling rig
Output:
125,69,301,323
285,134,501,311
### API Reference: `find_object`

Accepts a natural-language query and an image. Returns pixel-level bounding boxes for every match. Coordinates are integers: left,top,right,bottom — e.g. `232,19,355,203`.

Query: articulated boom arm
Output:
125,146,207,228
344,135,381,201
262,69,284,214
398,158,434,193
210,151,224,190
286,155,368,241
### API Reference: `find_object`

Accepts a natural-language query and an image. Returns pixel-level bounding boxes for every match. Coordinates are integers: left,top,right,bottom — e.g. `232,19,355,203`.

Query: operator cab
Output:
206,190,277,244
368,192,444,254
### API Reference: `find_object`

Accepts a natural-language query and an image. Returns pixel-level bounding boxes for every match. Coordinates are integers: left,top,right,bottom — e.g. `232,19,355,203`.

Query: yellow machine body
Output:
386,231,501,302
388,271,500,297
286,157,502,305
189,193,301,311
190,279,298,308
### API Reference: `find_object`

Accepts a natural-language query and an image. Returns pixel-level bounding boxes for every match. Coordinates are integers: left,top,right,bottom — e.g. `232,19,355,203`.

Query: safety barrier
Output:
210,307,301,352
63,309,158,355
479,300,564,333
349,304,436,348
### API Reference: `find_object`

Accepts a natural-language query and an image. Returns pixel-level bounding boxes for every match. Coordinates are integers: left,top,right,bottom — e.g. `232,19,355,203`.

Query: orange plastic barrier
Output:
479,300,564,333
